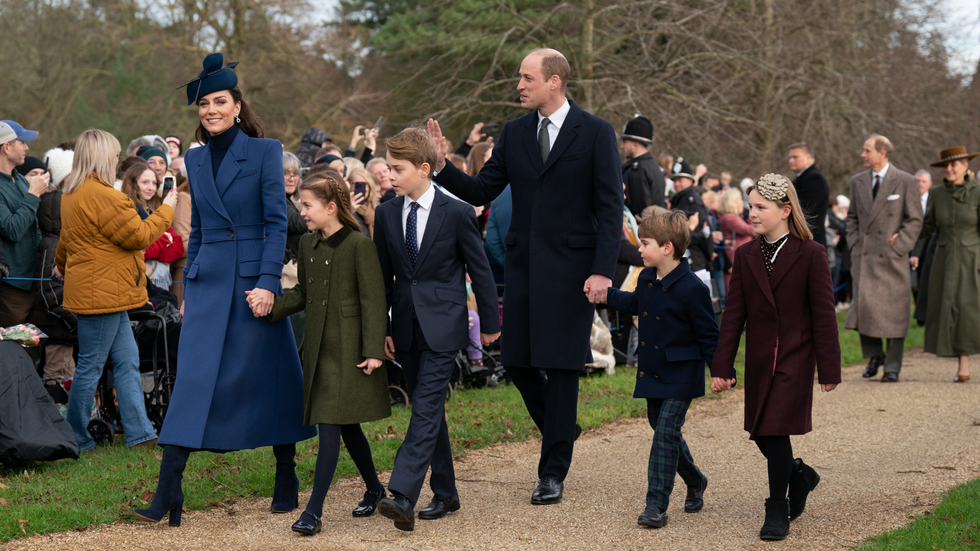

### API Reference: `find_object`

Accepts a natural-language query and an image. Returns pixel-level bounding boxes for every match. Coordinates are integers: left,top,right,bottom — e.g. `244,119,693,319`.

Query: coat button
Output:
640,342,645,347
308,298,312,304
229,231,234,238
638,371,644,377
654,346,659,350
309,278,313,284
412,280,418,285
322,300,326,305
648,282,652,288
663,286,667,291
323,280,328,285
654,374,660,379
642,312,648,317
325,260,330,265
656,317,661,321
310,258,314,263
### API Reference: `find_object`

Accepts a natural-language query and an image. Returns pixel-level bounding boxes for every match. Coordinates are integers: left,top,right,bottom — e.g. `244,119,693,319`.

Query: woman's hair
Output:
702,190,718,211
718,187,744,215
343,157,365,174
467,142,493,176
116,155,146,182
748,176,813,241
299,168,361,232
347,167,379,208
449,154,467,173
657,154,673,174
63,129,121,194
638,210,690,261
283,151,301,176
121,162,162,212
194,86,264,145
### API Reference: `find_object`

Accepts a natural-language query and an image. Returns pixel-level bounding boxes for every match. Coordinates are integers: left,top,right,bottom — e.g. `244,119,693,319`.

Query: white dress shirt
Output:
402,183,436,245
921,190,929,216
872,163,890,187
537,98,570,151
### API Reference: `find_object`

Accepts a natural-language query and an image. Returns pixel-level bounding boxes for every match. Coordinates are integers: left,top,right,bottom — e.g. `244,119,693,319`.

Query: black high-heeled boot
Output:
760,498,790,541
788,458,820,521
271,443,299,513
134,445,191,526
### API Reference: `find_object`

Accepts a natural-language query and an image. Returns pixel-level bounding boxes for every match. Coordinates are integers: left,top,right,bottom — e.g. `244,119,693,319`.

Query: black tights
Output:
755,435,794,500
304,424,383,518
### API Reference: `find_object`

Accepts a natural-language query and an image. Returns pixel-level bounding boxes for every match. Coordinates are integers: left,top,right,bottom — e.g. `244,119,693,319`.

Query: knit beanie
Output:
43,148,75,187
15,156,45,177
137,145,168,165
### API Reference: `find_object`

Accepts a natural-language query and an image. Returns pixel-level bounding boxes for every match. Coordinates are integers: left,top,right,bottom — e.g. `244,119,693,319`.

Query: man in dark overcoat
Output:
621,115,666,215
845,134,923,382
427,48,623,505
788,143,830,247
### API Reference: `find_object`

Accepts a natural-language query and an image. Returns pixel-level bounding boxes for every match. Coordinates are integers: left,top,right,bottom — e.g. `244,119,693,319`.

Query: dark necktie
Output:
872,174,881,199
538,117,551,164
406,201,420,267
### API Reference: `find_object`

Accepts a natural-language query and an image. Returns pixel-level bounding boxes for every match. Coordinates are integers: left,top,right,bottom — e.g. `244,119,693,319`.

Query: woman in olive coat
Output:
912,147,980,382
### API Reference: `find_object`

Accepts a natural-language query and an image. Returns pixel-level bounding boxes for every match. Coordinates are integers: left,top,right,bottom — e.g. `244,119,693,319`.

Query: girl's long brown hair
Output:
748,178,813,241
121,162,162,213
299,168,361,232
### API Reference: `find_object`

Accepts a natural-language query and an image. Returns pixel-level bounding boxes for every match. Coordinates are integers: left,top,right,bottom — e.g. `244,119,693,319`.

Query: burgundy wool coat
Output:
712,234,841,439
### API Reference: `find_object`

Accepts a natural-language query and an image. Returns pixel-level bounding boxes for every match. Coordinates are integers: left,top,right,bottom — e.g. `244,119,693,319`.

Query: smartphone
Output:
373,116,385,132
482,123,500,134
163,176,175,195
353,180,367,199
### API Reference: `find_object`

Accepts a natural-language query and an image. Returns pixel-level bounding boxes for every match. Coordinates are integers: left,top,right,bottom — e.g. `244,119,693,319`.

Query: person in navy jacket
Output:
135,53,316,527
427,48,624,505
604,210,721,529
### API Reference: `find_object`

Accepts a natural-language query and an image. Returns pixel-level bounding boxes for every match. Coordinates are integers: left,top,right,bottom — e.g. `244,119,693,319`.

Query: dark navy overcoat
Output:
434,99,624,370
606,260,718,399
158,130,316,450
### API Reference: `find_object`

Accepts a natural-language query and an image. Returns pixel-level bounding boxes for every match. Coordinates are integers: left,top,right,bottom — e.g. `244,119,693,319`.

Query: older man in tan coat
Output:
845,134,923,382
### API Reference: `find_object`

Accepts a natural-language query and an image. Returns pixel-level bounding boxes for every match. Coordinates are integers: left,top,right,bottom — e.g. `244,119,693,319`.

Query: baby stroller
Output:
451,339,504,390
87,309,175,445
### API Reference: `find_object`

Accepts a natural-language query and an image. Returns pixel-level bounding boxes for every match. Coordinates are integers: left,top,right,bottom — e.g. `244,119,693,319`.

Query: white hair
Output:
739,177,754,193
836,195,850,208
914,169,931,180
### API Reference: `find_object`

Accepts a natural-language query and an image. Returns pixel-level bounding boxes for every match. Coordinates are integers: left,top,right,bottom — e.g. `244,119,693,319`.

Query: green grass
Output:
854,477,980,550
0,309,950,543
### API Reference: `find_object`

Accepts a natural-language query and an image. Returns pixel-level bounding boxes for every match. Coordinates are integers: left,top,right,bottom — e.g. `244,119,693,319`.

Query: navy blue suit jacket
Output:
374,186,500,353
434,99,623,369
606,259,719,399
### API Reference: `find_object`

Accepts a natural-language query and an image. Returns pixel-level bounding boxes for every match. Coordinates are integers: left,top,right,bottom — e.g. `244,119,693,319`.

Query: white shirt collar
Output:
404,182,436,212
872,163,890,181
538,98,570,130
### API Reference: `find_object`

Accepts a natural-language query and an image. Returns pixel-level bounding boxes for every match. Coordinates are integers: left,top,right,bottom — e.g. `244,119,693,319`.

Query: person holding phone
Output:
348,167,379,238
120,162,184,288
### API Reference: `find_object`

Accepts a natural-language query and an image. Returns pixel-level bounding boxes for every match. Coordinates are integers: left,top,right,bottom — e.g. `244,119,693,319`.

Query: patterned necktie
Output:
406,201,420,267
872,174,881,199
538,117,551,164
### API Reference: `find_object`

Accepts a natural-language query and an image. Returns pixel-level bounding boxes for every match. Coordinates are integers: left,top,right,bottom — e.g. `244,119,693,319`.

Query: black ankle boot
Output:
271,444,299,513
788,458,820,521
760,498,790,540
134,445,190,526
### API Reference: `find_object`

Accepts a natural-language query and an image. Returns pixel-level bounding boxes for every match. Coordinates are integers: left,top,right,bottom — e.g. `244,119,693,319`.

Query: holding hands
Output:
357,358,383,375
244,289,275,318
583,274,612,304
710,377,737,394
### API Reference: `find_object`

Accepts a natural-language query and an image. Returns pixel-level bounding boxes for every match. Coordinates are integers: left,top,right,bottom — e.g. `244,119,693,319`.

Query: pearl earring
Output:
235,114,241,123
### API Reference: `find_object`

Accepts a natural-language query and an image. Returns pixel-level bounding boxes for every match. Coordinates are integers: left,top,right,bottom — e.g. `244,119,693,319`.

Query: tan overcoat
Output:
844,164,923,338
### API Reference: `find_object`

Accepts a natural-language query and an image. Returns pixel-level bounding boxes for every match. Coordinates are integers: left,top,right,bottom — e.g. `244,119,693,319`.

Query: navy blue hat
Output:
315,154,343,166
178,53,240,106
15,156,45,176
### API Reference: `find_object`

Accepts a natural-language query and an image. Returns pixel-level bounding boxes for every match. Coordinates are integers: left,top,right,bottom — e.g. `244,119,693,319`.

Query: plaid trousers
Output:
646,398,705,511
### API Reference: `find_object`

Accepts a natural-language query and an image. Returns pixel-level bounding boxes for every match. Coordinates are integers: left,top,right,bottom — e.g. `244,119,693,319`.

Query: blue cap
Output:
0,120,39,143
177,53,240,106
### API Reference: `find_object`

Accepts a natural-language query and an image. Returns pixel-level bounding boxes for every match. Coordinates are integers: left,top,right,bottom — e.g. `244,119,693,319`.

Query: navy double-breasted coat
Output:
158,130,316,450
606,260,718,399
434,99,624,370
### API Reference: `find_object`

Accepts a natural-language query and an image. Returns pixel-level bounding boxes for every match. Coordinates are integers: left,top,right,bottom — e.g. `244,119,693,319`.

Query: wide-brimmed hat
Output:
930,146,979,167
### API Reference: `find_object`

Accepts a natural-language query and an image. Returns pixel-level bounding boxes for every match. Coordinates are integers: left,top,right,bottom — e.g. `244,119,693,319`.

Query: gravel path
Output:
5,349,979,551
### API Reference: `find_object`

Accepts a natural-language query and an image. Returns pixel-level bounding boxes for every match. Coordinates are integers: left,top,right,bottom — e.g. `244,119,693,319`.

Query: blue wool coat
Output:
158,130,316,450
605,259,719,399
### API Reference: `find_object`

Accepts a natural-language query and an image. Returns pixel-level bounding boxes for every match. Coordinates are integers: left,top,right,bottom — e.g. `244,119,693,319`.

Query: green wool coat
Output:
914,177,980,357
270,225,391,425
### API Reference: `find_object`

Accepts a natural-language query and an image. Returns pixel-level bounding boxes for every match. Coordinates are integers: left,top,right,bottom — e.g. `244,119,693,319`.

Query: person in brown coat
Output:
844,135,923,382
712,174,841,541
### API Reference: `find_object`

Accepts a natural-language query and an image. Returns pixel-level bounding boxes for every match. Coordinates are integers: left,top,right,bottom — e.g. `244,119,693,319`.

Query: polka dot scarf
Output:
759,232,789,278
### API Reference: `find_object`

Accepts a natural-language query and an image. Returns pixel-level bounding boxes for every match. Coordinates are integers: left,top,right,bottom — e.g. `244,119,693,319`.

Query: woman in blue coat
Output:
135,53,316,526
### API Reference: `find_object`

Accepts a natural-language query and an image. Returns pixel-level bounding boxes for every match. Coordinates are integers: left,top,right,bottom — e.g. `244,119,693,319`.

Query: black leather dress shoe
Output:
291,511,322,536
575,423,583,441
531,476,563,505
684,476,707,513
352,489,384,517
862,355,884,378
881,372,899,383
418,493,461,520
378,495,415,531
638,505,668,528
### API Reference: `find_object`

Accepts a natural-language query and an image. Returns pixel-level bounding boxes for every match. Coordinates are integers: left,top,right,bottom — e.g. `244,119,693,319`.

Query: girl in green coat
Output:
257,168,391,535
911,147,980,383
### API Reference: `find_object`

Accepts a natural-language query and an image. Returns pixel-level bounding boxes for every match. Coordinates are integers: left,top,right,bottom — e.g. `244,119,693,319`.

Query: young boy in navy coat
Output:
603,210,726,528
373,128,500,531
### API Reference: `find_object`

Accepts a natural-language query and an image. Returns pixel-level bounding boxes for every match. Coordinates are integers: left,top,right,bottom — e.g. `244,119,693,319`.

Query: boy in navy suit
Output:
603,210,726,528
374,128,500,531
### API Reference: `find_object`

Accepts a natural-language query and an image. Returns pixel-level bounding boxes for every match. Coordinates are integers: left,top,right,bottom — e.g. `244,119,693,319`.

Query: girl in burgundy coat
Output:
711,174,841,541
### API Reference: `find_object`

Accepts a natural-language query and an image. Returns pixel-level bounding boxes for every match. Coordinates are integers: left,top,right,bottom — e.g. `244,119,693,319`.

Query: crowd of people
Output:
0,44,976,544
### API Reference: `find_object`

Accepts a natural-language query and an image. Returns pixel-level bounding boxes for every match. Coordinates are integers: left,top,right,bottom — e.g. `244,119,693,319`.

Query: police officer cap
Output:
178,53,240,106
621,115,653,145
670,158,694,180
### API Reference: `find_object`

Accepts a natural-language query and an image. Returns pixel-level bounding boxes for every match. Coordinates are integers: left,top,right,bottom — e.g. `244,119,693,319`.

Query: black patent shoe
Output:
418,493,461,520
531,476,564,505
638,505,668,528
684,476,707,513
379,495,416,531
353,489,384,517
291,511,322,536
862,355,884,378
